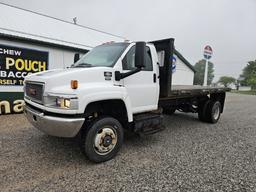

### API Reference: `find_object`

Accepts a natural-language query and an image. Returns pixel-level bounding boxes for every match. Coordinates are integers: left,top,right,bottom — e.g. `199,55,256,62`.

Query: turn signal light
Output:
71,80,78,89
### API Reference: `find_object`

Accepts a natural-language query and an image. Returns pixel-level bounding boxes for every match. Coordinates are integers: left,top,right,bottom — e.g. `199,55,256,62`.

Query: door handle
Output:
153,73,156,83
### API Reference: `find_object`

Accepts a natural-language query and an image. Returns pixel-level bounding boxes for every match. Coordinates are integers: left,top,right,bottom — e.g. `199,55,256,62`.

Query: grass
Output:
231,90,256,95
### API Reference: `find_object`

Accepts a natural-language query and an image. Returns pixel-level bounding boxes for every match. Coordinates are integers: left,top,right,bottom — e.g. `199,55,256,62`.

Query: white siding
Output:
0,4,125,50
172,54,194,85
239,86,251,91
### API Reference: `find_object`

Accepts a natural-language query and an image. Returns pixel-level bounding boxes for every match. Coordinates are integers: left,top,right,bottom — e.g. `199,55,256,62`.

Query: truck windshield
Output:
73,43,128,68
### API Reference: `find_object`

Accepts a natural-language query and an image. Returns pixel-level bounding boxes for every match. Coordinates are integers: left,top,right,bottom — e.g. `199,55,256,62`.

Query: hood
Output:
25,67,114,93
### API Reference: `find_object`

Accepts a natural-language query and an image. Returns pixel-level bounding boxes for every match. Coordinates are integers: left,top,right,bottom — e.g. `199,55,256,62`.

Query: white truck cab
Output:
24,42,159,120
24,39,229,162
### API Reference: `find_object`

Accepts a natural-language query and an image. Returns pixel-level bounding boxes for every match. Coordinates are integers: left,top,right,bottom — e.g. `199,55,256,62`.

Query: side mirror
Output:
74,53,80,63
135,42,146,68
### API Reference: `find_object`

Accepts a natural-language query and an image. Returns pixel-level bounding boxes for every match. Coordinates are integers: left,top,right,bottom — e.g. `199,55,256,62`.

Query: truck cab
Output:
24,39,228,162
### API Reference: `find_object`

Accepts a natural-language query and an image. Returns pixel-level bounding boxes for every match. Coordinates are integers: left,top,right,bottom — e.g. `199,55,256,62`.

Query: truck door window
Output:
122,46,153,71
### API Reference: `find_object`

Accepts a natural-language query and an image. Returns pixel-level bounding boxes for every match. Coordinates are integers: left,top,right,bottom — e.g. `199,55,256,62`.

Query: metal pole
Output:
203,59,208,86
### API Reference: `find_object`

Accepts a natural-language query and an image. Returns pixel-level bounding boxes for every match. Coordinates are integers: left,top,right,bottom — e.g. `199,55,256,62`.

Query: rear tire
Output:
205,101,222,124
80,116,124,163
198,99,210,122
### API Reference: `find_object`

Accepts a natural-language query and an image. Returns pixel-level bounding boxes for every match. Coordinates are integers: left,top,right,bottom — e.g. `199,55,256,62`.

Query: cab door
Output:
122,45,159,113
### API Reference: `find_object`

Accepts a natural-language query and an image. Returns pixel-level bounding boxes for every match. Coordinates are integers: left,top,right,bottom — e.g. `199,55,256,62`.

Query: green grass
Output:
231,90,256,95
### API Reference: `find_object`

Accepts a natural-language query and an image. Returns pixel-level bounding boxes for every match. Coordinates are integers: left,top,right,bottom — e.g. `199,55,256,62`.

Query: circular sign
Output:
203,45,213,60
171,56,176,73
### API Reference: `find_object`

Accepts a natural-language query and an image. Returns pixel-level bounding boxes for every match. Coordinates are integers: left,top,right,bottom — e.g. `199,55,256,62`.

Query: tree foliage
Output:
248,74,256,89
240,60,256,89
193,59,214,85
218,76,236,87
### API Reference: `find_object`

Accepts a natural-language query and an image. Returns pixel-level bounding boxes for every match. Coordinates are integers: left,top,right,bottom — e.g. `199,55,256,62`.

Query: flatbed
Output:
160,85,230,99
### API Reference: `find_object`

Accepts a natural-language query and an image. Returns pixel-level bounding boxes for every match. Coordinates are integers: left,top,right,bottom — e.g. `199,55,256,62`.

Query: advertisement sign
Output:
0,92,24,115
0,44,48,86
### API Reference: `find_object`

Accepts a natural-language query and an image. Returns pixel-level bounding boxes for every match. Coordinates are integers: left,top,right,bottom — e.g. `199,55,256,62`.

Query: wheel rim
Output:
94,127,117,155
212,104,220,120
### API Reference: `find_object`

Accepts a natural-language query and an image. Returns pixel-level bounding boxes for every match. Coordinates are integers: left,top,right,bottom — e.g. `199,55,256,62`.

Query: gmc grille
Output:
25,82,44,103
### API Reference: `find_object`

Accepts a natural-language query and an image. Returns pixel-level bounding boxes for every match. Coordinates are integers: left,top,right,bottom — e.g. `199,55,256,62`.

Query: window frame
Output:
122,45,153,71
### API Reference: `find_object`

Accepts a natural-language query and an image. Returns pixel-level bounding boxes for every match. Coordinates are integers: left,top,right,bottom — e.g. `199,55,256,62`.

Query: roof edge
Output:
0,33,89,52
0,2,126,39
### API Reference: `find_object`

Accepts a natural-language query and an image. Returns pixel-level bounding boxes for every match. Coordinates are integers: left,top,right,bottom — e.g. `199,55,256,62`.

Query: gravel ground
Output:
1,93,256,192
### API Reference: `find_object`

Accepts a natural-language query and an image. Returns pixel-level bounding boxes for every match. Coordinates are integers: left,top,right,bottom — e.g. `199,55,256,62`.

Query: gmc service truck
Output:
24,38,230,163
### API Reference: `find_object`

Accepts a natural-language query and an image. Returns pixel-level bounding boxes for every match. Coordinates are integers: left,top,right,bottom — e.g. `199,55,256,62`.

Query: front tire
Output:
80,116,124,163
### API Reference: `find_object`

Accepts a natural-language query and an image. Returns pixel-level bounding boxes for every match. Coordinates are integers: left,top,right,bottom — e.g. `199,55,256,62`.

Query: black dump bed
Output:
150,38,230,99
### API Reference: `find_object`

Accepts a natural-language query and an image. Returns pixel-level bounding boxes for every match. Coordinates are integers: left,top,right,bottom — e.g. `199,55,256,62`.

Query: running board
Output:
133,113,165,135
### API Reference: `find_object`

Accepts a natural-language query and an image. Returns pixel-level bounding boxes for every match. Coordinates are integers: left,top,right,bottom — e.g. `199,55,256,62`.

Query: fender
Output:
78,84,133,122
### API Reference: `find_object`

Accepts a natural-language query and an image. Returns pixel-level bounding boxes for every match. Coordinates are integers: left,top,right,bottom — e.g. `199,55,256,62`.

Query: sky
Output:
1,0,256,82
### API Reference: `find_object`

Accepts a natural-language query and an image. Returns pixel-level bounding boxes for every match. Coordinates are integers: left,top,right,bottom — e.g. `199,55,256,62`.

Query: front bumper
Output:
24,104,85,138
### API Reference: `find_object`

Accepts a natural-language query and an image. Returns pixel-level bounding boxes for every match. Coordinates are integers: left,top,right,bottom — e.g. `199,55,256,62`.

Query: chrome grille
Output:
25,82,44,103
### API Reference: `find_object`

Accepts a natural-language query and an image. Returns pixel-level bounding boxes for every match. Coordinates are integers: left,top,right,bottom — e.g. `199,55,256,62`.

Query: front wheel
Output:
80,116,124,163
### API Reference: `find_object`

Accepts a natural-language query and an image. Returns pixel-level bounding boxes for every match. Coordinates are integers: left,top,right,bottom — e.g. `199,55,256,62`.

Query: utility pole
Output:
203,59,209,86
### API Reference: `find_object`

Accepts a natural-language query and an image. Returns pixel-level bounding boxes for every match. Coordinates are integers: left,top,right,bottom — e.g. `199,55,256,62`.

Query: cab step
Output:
133,112,165,135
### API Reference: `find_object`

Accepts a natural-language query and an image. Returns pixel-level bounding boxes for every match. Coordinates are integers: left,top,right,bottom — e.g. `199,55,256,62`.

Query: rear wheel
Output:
80,116,124,163
205,101,222,123
198,99,210,122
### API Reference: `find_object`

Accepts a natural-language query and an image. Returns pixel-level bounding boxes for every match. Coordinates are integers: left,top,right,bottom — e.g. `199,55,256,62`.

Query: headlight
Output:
56,98,71,108
44,94,78,110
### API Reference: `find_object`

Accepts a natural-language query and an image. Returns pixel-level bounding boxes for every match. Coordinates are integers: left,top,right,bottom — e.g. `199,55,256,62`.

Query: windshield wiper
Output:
72,63,94,68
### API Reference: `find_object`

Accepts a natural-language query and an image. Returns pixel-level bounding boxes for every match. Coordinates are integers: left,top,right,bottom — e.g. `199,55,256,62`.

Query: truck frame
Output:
24,38,229,163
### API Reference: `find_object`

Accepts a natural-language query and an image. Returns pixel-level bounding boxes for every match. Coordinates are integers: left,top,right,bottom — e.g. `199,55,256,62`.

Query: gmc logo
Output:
28,88,36,96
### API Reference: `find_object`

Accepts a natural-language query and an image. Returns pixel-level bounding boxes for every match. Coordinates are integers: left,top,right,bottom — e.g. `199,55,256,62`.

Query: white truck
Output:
24,38,229,163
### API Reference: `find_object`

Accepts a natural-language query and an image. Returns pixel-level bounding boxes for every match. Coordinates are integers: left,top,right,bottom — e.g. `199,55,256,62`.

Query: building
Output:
172,49,195,85
0,3,125,114
0,3,195,115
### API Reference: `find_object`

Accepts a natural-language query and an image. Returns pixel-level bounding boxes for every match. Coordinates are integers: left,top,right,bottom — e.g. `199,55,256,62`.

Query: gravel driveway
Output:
1,93,256,192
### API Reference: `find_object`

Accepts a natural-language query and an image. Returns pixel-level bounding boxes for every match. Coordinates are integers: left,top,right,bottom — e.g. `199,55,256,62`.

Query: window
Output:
73,43,128,67
122,46,153,71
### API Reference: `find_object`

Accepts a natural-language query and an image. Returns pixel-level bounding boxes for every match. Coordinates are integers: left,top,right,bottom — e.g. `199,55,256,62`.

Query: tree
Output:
248,74,256,90
218,76,236,87
240,60,256,89
193,59,214,85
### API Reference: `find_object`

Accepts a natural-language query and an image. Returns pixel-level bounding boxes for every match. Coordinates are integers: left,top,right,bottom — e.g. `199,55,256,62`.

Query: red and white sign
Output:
203,45,213,60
